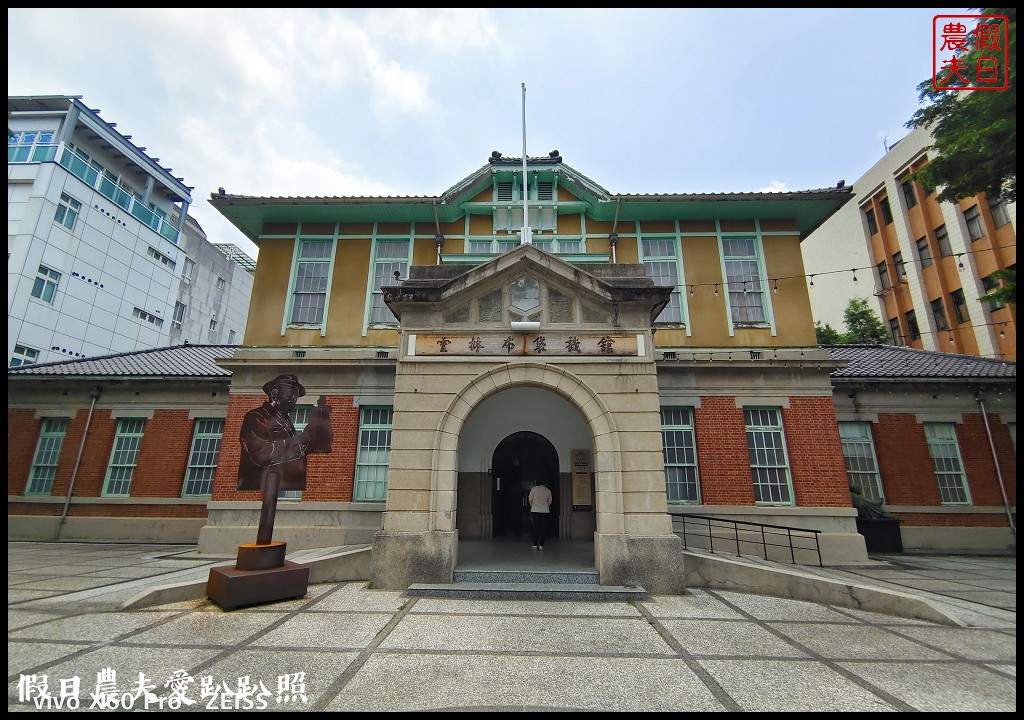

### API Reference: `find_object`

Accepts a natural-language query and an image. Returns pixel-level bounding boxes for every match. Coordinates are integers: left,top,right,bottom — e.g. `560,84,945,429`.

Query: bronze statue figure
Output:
239,374,333,544
849,482,894,519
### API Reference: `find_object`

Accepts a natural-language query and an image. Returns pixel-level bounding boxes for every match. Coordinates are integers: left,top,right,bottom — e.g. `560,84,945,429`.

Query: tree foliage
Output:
979,267,1017,306
906,8,1016,203
816,298,891,345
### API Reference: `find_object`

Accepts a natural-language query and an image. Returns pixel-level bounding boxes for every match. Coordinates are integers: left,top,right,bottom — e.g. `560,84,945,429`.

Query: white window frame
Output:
182,419,224,497
838,421,885,503
719,229,775,335
182,257,196,283
365,237,410,331
640,236,689,332
354,407,393,501
102,418,146,496
963,205,985,241
924,422,972,505
744,407,794,505
278,406,313,500
661,407,701,504
171,301,186,330
54,192,82,231
989,197,1011,228
284,237,336,335
32,265,61,304
11,344,40,367
27,417,69,495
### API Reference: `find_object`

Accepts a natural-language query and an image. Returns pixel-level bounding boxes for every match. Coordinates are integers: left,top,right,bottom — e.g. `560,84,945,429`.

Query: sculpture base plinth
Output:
236,541,287,570
207,561,309,611
856,517,903,554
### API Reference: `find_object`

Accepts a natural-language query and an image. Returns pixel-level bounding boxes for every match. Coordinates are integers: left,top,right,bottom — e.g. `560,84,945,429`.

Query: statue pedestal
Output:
207,542,309,610
855,517,903,553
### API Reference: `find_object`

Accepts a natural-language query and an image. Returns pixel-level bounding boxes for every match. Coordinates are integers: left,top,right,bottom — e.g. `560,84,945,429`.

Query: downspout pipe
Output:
609,197,621,264
975,392,1015,537
56,385,101,541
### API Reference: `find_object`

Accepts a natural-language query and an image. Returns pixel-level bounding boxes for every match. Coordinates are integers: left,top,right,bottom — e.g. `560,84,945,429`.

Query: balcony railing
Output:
9,142,180,245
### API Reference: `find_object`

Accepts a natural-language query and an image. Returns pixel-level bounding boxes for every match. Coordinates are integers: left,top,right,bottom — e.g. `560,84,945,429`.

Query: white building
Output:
7,95,254,367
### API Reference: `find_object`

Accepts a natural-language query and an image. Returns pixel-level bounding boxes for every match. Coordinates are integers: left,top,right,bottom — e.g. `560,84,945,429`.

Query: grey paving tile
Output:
248,612,394,650
201,649,359,709
769,622,953,660
7,609,63,631
699,659,900,711
126,611,289,646
9,611,179,642
8,589,66,603
660,618,810,657
8,639,94,677
711,590,858,622
13,576,121,592
379,614,675,656
326,654,724,711
25,646,225,707
837,661,1017,712
640,590,747,619
407,597,640,617
887,626,1017,661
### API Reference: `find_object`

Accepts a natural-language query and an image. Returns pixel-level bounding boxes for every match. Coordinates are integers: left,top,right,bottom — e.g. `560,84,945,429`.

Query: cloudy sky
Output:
8,8,966,260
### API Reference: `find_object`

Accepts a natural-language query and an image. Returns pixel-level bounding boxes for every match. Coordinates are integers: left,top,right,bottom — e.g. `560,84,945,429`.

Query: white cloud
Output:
757,181,790,193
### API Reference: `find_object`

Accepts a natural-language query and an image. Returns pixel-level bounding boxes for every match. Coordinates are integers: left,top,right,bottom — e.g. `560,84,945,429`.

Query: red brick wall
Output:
694,397,755,505
957,414,1017,507
213,394,359,502
51,409,116,499
133,410,193,497
873,414,940,506
783,397,850,507
8,409,40,495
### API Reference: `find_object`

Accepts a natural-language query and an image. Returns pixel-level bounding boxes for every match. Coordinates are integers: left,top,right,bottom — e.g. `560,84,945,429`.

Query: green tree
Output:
906,9,1016,203
816,299,891,345
980,267,1017,306
814,321,843,345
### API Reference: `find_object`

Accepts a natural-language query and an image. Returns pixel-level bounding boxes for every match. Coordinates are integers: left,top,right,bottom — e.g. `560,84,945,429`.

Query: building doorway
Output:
491,431,559,539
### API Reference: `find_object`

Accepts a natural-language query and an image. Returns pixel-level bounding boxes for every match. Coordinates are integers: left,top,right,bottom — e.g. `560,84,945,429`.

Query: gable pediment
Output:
384,244,670,331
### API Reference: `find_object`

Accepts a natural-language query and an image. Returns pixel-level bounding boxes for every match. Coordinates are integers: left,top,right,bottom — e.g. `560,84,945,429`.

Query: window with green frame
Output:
369,240,409,324
103,418,146,496
744,407,793,504
182,419,225,497
723,237,768,326
290,239,333,325
278,407,312,501
640,238,684,324
354,407,393,501
27,417,69,495
661,407,700,503
924,423,971,504
837,422,884,502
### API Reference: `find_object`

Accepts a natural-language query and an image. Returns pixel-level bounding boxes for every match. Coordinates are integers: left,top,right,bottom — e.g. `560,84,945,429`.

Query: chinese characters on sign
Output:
16,669,309,710
415,333,639,357
933,14,1009,91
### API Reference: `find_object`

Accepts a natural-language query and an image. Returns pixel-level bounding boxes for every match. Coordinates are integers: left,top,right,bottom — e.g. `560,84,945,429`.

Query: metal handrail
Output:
672,513,823,567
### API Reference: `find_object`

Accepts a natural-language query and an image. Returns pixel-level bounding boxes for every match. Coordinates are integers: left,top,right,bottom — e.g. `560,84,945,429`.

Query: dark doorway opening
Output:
491,431,559,539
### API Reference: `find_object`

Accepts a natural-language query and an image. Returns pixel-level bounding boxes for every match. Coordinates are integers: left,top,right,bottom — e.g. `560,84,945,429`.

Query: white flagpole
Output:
521,82,531,245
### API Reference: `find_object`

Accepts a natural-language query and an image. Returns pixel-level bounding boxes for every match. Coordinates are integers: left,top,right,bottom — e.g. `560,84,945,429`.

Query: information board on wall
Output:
571,449,592,509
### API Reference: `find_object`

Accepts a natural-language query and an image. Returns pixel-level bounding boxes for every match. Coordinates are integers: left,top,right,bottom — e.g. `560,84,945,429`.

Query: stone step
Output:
453,569,599,585
406,581,648,602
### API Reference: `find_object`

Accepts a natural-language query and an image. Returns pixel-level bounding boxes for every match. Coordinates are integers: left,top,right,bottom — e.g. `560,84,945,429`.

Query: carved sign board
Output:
571,449,592,507
410,333,642,357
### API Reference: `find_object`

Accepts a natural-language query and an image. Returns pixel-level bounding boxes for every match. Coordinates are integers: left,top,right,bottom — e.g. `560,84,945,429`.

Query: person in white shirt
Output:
527,479,553,549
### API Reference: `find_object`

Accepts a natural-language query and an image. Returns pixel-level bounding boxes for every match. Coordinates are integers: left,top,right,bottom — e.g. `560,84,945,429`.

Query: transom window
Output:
924,423,971,504
838,422,884,502
354,407,393,501
103,418,146,496
182,419,224,497
744,407,793,505
291,239,333,325
722,237,767,326
32,265,61,304
27,418,69,495
661,407,700,503
369,240,410,324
